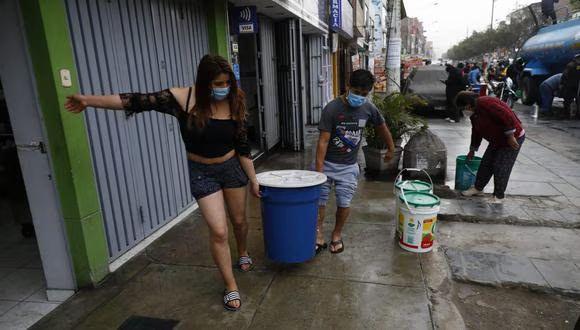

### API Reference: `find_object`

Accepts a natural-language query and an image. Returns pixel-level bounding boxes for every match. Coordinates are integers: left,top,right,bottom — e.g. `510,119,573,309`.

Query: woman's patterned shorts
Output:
188,157,248,200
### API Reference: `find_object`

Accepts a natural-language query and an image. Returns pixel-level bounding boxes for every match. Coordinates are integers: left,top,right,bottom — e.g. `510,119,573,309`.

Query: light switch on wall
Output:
60,69,72,88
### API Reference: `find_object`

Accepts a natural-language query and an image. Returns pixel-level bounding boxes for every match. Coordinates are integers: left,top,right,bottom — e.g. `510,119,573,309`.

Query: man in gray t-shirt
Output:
315,69,395,254
319,98,385,165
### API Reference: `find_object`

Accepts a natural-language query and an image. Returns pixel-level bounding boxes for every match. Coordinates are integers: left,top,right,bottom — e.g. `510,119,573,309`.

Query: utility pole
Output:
385,0,401,95
491,0,495,29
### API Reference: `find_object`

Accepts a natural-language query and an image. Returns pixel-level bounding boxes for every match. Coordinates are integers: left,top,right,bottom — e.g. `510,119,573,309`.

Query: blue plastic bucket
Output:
257,170,328,263
455,155,482,191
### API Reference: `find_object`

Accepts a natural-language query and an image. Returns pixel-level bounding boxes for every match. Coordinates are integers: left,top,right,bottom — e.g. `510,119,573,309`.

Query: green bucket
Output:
455,155,482,191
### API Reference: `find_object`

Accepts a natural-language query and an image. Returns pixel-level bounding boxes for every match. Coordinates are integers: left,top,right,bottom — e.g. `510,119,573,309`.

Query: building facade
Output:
0,0,234,303
0,2,392,319
0,0,350,307
401,17,427,57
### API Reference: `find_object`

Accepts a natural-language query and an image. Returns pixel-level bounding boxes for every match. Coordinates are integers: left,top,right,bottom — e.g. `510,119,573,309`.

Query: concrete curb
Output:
443,247,580,299
438,213,580,229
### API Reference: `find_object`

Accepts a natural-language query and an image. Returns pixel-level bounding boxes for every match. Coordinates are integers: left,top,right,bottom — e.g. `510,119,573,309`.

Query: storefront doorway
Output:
0,0,76,326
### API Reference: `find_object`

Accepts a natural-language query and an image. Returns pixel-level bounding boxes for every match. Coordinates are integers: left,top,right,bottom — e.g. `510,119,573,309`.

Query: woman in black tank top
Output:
65,55,259,312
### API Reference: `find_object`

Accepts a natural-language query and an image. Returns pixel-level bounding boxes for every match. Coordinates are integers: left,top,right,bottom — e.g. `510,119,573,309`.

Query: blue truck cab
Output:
519,18,580,105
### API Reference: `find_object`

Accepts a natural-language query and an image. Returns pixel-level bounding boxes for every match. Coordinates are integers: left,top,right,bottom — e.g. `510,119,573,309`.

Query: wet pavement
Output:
412,65,580,327
32,131,437,329
30,66,580,329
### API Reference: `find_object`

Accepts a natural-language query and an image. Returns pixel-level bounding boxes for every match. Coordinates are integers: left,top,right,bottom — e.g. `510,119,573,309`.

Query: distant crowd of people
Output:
443,54,580,120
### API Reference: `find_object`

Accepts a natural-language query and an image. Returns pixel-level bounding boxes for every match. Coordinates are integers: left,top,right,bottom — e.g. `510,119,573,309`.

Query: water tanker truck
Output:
519,18,580,105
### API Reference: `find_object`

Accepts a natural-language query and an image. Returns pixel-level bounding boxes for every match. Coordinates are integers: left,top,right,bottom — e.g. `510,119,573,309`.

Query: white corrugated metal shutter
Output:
66,0,208,260
258,16,280,150
307,35,325,124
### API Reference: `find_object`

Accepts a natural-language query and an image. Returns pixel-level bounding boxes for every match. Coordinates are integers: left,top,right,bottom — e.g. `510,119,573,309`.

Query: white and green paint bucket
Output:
394,168,433,240
398,191,440,253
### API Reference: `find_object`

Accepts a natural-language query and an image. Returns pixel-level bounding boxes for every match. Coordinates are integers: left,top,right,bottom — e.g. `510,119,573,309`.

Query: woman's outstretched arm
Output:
65,94,123,113
65,88,193,116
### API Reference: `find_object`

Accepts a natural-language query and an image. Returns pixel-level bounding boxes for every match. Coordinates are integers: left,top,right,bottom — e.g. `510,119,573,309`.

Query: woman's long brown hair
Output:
189,54,246,134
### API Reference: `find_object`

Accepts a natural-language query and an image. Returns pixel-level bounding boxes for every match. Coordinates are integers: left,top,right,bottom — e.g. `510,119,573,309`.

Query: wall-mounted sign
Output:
329,0,353,39
330,0,341,30
230,6,259,34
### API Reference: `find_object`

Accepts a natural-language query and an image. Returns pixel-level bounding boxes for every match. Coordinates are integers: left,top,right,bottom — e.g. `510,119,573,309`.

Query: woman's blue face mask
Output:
347,90,367,107
212,86,230,101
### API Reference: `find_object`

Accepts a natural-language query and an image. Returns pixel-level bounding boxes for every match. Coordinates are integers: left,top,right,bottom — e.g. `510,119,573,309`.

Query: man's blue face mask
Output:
347,90,367,107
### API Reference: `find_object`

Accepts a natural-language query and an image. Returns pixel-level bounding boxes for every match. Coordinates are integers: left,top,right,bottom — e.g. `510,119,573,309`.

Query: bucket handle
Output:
394,168,434,194
399,180,415,215
463,163,477,176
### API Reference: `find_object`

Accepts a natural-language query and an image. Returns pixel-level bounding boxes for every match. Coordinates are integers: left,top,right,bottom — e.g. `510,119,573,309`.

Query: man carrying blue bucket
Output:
314,70,395,254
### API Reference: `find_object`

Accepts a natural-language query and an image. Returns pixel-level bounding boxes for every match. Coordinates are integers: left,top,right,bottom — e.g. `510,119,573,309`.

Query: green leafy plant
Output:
365,92,427,149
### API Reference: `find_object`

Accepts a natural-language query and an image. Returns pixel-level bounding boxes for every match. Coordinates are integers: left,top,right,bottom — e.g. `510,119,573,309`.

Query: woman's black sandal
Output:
315,242,328,255
238,256,254,272
223,290,242,312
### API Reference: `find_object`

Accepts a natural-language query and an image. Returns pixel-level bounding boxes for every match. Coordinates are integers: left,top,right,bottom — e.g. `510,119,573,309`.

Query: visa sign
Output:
230,6,258,34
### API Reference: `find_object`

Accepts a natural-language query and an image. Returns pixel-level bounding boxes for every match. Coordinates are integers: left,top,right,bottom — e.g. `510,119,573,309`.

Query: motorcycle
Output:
499,77,519,108
487,80,502,97
487,77,518,108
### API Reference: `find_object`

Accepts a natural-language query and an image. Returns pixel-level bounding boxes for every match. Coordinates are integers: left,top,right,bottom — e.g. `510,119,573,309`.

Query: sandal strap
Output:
239,256,253,266
224,290,241,304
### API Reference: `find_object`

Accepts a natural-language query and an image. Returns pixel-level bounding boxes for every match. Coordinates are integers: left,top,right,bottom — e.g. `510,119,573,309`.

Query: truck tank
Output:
519,18,580,105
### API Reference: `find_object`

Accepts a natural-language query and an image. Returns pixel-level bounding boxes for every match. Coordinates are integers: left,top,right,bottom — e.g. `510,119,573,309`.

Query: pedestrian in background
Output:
539,73,562,115
468,64,482,92
541,0,559,25
456,92,525,203
463,63,471,77
560,54,580,117
315,69,395,254
457,63,466,77
442,64,467,123
506,58,524,91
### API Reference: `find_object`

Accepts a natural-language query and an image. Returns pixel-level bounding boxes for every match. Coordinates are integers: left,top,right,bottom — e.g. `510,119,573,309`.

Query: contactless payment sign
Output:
230,6,258,34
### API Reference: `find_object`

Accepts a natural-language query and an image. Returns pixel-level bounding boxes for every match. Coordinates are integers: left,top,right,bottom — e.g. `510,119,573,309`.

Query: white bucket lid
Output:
256,170,328,188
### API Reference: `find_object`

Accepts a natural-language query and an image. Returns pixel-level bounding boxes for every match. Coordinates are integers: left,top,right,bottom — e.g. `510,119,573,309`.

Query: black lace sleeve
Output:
119,89,182,118
234,121,251,158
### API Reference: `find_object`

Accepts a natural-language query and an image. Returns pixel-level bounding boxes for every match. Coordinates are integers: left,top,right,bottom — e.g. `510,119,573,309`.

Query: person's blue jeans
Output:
539,81,555,112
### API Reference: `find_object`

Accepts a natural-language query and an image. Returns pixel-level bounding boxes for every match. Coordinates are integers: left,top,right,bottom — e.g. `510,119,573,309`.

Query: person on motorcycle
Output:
560,54,580,117
496,60,509,81
487,66,497,82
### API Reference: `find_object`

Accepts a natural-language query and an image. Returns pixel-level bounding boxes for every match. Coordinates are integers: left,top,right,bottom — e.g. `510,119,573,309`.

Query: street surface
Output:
29,65,580,329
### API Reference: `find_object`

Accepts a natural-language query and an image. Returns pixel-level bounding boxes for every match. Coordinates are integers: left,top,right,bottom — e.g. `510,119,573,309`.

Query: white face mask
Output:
463,106,474,116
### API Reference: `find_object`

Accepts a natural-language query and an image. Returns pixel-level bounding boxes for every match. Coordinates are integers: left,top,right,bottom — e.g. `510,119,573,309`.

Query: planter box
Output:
362,146,403,173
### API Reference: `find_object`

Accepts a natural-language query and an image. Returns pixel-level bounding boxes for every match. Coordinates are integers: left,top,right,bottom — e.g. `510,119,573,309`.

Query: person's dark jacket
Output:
506,64,521,83
560,58,580,96
445,66,467,103
470,96,525,151
541,0,558,14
